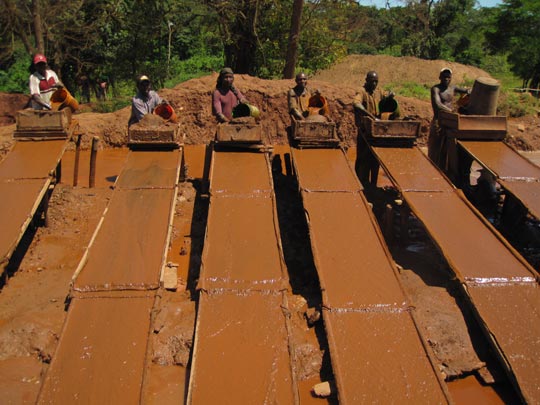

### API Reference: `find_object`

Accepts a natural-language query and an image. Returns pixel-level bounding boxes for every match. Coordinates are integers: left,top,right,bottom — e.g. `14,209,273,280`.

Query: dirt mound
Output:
0,94,28,127
1,55,539,154
313,54,492,86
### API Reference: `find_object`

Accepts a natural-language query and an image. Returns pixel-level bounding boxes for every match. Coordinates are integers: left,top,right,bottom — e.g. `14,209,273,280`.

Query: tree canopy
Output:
0,0,534,94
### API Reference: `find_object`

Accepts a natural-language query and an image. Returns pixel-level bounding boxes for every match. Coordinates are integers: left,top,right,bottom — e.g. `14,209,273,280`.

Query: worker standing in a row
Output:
29,54,63,110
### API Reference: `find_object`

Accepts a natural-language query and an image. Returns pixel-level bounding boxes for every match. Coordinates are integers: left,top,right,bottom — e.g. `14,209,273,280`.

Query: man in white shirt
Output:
28,54,63,110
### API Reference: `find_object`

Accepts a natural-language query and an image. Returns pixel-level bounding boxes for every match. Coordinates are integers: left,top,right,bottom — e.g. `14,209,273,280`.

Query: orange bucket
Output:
308,94,330,116
154,103,178,123
50,88,79,112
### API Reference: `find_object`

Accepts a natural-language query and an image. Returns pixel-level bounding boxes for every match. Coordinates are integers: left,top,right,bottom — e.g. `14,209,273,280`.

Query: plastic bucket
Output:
308,94,330,116
154,103,178,123
466,77,500,115
50,88,79,112
232,103,260,119
378,97,400,119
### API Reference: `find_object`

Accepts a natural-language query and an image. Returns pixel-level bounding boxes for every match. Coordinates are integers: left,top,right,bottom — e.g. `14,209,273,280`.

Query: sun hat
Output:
440,67,452,74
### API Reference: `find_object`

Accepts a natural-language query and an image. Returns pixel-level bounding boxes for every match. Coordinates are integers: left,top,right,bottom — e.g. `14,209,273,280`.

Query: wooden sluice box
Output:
438,110,507,140
214,119,271,151
128,117,182,149
361,116,420,146
13,109,74,140
291,118,339,148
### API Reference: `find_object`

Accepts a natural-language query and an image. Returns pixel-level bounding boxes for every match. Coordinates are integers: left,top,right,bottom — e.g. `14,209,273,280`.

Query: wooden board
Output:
15,109,71,132
215,123,262,143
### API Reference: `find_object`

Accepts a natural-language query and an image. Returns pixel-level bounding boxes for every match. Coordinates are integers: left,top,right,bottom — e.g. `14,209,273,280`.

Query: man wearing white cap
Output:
28,54,63,110
428,67,469,167
128,75,164,127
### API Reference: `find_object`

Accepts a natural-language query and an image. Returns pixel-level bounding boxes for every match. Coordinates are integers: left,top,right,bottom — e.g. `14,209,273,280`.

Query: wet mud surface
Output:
0,144,535,403
370,145,538,402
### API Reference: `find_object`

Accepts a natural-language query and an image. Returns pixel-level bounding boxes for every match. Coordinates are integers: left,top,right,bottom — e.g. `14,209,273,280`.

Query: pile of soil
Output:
1,55,539,156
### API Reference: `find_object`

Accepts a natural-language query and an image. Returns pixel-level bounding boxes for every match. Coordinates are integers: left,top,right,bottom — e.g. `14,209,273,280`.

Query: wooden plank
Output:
373,145,540,402
403,191,534,281
292,148,360,192
373,146,454,192
459,141,540,181
499,179,540,220
467,283,540,404
293,148,449,404
189,149,296,403
73,188,175,291
0,179,51,265
198,196,287,292
209,151,273,195
114,150,182,190
188,292,295,405
325,311,448,405
38,295,154,404
302,192,405,309
0,140,68,180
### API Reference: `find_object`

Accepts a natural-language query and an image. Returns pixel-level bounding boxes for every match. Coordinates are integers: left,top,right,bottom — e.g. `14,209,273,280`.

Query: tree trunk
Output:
32,0,44,54
283,0,303,79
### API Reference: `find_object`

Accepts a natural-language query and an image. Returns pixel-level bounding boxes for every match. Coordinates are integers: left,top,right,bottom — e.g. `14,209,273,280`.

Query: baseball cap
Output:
137,75,150,83
33,54,47,64
440,67,452,74
220,67,234,76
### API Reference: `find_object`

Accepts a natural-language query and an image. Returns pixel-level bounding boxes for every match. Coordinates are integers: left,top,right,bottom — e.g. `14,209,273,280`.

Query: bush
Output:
385,81,431,101
498,91,540,117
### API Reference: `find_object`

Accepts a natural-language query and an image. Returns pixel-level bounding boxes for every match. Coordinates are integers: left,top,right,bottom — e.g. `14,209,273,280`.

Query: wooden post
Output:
73,133,82,187
89,136,99,188
383,204,393,246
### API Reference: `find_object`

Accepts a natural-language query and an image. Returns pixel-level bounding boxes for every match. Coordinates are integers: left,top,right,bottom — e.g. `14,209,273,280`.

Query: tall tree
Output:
283,0,303,79
489,0,540,89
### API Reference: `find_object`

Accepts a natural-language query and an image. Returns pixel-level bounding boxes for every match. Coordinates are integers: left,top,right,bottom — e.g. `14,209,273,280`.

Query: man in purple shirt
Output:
212,68,247,123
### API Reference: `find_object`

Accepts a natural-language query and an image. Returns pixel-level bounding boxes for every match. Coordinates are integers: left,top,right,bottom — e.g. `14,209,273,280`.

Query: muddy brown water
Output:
0,143,534,403
460,140,540,220
292,148,449,403
373,145,539,403
0,140,69,267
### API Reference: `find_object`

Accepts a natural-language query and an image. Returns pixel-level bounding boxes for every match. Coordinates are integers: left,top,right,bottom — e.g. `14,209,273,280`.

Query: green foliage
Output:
498,91,540,118
1,0,536,122
488,0,540,88
0,48,31,93
165,54,224,87
385,82,431,101
91,97,132,113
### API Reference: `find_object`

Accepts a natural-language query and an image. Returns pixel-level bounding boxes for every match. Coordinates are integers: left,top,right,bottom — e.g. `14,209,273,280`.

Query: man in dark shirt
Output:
428,68,469,167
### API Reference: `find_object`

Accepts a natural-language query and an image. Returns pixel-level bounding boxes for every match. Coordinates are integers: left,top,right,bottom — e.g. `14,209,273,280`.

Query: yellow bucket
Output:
50,88,79,112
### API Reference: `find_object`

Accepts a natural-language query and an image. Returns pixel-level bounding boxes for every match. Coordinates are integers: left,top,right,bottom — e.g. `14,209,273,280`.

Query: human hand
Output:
387,91,395,98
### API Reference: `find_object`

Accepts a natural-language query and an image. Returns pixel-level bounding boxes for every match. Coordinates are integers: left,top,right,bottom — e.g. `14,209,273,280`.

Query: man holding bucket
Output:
212,68,249,123
28,54,63,110
128,75,168,127
353,71,397,187
287,72,328,120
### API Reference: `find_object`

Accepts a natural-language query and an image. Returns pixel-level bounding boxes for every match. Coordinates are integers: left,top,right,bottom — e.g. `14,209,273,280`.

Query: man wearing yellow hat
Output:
128,75,165,127
28,54,63,110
